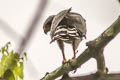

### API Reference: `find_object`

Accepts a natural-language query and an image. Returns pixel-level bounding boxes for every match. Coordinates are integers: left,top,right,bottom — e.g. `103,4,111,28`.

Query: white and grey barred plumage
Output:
43,8,86,63
50,25,82,44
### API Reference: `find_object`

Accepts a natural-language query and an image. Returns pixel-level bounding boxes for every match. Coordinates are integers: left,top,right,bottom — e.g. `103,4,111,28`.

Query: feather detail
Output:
50,25,81,43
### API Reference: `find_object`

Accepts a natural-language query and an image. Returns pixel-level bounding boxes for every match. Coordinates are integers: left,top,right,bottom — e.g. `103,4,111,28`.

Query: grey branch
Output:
61,73,120,80
17,0,48,56
95,49,107,74
0,19,23,41
40,16,120,80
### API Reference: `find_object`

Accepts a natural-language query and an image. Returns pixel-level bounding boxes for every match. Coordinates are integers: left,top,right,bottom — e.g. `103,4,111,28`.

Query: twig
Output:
0,19,23,41
95,49,107,74
40,16,120,80
17,0,48,56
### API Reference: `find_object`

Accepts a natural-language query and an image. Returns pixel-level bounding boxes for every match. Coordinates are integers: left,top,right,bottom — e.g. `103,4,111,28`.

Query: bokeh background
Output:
0,0,120,80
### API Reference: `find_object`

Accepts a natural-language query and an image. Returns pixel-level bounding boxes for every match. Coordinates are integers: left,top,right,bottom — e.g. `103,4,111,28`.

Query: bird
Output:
43,8,86,64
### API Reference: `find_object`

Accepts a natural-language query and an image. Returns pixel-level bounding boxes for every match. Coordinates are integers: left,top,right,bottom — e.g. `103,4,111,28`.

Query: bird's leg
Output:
72,40,76,59
61,47,67,64
68,41,76,63
57,40,67,64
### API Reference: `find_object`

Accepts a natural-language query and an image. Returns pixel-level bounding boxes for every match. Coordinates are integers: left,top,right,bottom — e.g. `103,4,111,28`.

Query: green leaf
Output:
0,42,26,80
13,62,24,79
0,51,18,77
4,69,15,80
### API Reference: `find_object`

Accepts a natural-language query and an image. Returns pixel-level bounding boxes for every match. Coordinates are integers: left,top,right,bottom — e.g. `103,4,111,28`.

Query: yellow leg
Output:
62,59,67,64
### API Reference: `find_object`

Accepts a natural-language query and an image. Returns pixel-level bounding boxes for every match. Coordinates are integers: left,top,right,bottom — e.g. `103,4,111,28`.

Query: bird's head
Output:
43,15,55,35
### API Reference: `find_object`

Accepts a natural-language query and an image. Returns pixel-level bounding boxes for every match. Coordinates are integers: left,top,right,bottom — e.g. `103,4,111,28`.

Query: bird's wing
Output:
50,8,71,38
66,12,87,38
74,38,82,50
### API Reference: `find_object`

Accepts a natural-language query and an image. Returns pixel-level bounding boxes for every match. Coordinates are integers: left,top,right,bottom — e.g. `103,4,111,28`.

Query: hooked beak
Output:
44,31,48,35
43,26,48,35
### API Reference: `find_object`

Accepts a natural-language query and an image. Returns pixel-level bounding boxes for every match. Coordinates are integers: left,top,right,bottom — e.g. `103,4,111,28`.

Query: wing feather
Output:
50,8,71,38
65,12,86,38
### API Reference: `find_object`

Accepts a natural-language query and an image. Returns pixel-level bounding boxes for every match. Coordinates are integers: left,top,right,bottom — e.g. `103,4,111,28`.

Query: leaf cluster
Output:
0,42,26,80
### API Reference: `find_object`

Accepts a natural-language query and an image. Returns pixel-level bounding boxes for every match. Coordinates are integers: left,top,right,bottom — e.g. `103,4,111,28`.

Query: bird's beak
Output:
43,26,48,35
44,31,48,35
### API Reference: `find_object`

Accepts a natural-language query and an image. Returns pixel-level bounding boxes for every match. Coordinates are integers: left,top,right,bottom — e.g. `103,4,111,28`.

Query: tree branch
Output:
0,19,23,41
95,49,107,74
62,73,120,80
40,16,120,80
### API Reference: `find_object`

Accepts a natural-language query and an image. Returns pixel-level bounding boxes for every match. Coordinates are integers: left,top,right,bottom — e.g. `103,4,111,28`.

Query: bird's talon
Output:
69,58,75,63
62,59,67,64
72,56,76,59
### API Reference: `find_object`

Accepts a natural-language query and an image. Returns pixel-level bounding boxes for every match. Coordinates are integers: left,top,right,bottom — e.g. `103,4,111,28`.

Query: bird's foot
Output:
62,59,67,64
69,57,76,63
69,58,75,63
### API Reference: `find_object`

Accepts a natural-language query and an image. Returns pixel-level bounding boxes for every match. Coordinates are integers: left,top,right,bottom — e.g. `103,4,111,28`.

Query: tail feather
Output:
50,38,56,44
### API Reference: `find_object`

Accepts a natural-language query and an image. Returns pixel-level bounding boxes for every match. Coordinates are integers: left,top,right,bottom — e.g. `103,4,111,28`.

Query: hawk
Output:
43,8,86,63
